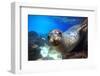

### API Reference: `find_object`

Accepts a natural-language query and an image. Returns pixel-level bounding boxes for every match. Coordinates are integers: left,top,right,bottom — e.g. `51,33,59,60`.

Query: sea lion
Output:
48,23,87,54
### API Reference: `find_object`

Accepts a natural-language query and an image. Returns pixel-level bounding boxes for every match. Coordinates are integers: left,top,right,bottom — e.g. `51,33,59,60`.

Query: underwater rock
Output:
28,31,48,60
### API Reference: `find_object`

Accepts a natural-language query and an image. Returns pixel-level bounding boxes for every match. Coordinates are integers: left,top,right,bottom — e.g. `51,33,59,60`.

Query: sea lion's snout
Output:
48,29,62,46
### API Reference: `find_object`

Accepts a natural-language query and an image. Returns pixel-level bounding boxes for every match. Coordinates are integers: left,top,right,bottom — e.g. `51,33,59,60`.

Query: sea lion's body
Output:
62,31,79,52
48,24,87,53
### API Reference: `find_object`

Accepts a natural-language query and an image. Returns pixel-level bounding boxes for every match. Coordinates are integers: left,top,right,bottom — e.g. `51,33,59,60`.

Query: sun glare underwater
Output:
28,15,88,60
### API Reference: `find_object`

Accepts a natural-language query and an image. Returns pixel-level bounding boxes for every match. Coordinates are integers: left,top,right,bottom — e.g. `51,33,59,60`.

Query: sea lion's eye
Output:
58,32,62,37
59,32,61,34
58,32,62,35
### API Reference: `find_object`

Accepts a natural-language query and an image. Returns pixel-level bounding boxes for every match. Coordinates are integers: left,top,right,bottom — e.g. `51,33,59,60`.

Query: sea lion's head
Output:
48,29,62,46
